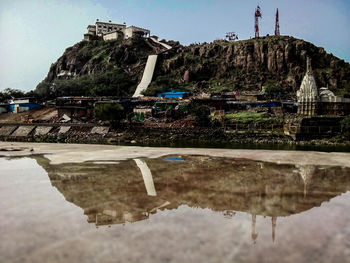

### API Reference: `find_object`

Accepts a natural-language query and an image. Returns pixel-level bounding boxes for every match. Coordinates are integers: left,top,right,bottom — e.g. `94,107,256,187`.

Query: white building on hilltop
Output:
84,19,150,41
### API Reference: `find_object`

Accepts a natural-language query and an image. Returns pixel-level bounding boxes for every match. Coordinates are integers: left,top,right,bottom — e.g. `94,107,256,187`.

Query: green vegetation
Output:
191,105,211,127
263,80,282,96
93,103,125,127
143,75,183,96
225,111,274,123
0,88,37,103
340,115,350,133
35,68,137,99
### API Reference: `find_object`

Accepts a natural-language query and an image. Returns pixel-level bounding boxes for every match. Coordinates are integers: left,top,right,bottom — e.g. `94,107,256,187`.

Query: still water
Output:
1,154,350,263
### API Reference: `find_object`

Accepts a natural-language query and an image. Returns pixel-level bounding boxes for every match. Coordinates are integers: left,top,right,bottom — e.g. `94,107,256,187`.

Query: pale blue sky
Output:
1,0,349,91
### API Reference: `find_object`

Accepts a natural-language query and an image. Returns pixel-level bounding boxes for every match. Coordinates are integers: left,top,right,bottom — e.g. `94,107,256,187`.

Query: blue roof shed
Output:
157,91,188,99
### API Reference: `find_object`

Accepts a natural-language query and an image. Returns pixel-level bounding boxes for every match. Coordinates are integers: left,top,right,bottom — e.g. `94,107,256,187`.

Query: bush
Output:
340,115,350,133
0,88,26,102
191,105,211,127
263,80,282,96
143,75,179,96
94,103,124,127
225,111,273,123
34,68,137,99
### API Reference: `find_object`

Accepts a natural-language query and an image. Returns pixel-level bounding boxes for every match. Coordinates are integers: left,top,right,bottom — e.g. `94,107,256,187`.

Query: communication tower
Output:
275,8,280,36
255,5,262,38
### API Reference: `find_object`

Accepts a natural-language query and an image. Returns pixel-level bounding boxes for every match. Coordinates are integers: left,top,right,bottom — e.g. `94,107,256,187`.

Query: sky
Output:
0,0,349,92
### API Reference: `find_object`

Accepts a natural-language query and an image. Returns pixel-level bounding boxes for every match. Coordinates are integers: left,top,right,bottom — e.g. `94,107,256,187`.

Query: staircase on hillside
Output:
132,38,172,98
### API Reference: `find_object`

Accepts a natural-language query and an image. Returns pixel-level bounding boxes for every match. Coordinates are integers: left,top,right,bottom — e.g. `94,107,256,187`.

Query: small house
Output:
9,98,41,113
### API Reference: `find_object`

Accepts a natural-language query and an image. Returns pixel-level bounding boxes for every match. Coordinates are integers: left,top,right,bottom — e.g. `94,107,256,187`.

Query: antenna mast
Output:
275,8,280,36
255,5,262,38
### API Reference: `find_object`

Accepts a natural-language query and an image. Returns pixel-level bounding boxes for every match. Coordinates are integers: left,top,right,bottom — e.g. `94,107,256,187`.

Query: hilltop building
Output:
84,19,150,41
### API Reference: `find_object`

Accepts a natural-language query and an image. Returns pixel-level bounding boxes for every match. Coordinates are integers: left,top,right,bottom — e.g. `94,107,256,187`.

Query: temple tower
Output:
297,57,319,116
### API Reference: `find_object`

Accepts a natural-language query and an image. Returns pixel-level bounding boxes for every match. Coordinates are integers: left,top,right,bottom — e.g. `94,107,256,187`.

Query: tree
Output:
191,105,211,127
340,115,350,133
93,103,125,127
0,88,26,102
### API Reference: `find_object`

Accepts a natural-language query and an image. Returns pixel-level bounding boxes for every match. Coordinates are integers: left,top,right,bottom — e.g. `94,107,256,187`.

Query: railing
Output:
224,122,283,133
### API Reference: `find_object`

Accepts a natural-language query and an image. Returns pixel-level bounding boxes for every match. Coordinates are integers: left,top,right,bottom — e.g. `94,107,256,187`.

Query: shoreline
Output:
0,124,349,149
1,141,350,167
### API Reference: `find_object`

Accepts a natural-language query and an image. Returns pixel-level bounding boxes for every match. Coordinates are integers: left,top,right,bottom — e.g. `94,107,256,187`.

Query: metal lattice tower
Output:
275,8,280,36
255,5,262,38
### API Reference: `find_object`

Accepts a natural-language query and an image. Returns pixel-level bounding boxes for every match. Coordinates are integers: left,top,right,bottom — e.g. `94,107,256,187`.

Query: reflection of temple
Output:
297,165,315,197
34,155,350,242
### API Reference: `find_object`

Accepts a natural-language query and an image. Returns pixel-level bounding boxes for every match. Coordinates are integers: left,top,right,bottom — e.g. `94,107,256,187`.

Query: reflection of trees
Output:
34,155,350,233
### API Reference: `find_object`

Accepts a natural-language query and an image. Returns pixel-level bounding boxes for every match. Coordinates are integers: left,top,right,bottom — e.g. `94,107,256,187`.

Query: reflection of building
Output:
34,155,350,231
251,214,258,243
84,19,150,41
297,165,315,197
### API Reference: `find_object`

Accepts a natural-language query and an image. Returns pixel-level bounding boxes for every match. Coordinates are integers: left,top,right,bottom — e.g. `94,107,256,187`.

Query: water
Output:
1,154,350,263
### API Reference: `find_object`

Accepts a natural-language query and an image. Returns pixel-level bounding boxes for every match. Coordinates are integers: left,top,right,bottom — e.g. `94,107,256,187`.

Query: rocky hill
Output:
35,35,350,98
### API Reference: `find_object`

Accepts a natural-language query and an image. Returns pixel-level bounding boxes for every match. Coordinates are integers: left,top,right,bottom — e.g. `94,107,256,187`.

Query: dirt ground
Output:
0,107,57,123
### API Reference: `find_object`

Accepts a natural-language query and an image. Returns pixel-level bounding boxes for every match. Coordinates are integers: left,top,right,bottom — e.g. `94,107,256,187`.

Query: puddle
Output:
1,155,350,263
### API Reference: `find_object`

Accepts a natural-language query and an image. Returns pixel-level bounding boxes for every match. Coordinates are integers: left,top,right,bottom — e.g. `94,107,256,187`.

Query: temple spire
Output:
307,56,312,74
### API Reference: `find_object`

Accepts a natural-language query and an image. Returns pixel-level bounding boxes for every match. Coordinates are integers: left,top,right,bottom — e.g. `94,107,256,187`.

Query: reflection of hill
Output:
35,155,350,226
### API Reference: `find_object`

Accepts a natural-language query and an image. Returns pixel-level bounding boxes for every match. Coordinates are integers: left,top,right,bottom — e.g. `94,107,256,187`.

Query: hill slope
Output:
36,35,350,98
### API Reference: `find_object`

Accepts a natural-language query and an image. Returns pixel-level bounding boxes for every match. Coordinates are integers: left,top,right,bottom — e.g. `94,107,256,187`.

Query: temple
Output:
297,57,319,116
296,56,350,117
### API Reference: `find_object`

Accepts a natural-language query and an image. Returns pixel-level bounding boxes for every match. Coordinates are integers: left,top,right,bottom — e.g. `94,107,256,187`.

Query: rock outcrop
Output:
36,35,350,98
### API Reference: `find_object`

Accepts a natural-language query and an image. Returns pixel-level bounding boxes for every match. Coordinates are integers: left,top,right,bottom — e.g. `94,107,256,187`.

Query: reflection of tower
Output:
296,165,315,197
134,159,157,196
251,214,258,244
271,217,277,242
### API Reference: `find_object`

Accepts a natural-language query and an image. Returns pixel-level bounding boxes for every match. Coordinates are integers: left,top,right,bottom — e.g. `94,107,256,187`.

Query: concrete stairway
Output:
150,37,172,50
132,38,172,98
132,55,158,97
